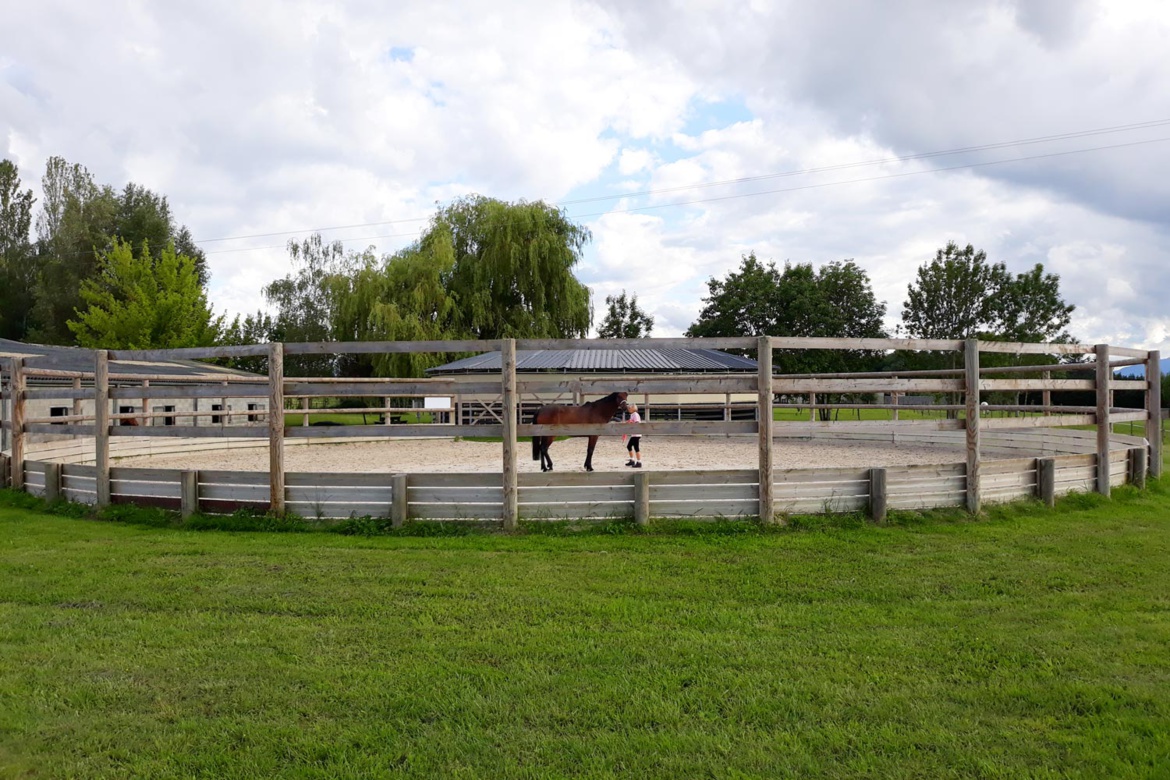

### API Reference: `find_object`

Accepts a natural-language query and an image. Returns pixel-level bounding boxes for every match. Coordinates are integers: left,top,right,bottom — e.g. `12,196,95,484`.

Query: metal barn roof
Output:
427,348,758,375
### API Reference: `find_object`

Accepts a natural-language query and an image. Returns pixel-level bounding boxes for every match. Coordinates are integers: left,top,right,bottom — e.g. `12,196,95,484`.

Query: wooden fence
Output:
2,336,1162,525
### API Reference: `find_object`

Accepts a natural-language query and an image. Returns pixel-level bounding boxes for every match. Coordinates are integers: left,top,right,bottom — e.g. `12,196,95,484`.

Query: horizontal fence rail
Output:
3,336,1161,523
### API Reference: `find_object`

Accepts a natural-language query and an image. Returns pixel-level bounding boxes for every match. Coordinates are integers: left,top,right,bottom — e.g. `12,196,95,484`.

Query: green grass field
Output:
285,410,436,426
2,475,1169,777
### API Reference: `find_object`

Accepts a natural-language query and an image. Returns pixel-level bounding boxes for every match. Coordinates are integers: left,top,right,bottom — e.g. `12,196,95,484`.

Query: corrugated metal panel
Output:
0,338,260,378
428,348,758,374
519,350,569,370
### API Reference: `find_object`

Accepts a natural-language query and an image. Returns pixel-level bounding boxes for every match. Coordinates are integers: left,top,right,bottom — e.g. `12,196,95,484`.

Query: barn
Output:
425,347,760,425
0,339,267,450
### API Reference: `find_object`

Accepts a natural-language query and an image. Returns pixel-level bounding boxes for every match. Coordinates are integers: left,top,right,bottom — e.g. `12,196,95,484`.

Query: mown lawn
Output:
284,410,437,426
1,483,1168,777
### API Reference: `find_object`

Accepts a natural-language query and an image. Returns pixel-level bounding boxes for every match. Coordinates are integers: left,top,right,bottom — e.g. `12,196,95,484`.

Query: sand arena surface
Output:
114,435,968,473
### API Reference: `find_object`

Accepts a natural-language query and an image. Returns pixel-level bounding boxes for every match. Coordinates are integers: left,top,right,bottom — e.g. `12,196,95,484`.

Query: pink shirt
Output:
627,411,641,436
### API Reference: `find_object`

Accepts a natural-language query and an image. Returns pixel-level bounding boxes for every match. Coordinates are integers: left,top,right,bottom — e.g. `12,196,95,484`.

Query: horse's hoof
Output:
585,466,594,472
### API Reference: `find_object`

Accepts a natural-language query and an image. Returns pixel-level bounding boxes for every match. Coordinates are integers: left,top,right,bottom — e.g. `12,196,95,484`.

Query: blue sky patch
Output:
387,46,414,63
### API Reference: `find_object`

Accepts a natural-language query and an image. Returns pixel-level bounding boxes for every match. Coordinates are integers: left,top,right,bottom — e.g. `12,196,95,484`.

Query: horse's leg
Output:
584,435,598,472
542,438,553,472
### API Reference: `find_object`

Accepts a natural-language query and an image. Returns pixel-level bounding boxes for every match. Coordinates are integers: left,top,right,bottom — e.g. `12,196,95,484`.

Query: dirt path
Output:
114,436,967,473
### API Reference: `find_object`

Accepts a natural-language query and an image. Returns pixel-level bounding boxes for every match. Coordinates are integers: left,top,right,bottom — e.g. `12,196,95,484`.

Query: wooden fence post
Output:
94,351,110,507
1037,457,1055,507
43,462,61,503
501,338,518,530
180,470,199,518
392,473,408,528
1130,447,1147,490
1095,344,1111,496
0,452,9,489
0,368,6,455
757,336,776,524
634,470,650,526
71,376,82,418
1148,349,1162,478
964,338,981,514
10,358,25,491
869,467,887,523
268,342,285,514
141,379,149,428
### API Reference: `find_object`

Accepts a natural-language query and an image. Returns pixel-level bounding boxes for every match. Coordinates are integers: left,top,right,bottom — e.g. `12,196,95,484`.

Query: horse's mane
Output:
587,392,622,407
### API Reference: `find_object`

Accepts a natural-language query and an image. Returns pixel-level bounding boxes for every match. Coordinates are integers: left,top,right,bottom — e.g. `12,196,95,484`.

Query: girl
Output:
624,402,642,468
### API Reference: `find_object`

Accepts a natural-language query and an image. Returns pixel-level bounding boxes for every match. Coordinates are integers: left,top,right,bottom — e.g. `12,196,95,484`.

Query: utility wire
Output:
193,118,1170,245
565,135,1170,220
199,134,1170,255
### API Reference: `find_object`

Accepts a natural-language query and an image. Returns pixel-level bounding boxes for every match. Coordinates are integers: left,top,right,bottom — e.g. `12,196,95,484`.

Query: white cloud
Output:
1,0,1168,352
617,149,654,175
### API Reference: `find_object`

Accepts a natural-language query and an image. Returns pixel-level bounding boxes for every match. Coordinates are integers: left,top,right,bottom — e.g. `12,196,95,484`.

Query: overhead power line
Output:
198,133,1170,256
198,115,1170,244
565,135,1170,220
557,118,1170,206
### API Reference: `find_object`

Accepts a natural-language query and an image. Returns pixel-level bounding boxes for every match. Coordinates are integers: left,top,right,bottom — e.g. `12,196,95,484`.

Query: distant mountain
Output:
1116,357,1170,378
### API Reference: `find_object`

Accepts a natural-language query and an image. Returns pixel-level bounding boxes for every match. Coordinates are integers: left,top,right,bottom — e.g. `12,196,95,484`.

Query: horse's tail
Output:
531,410,541,460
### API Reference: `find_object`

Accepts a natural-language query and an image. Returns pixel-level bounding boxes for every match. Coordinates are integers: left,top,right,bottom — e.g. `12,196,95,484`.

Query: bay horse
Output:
531,391,628,472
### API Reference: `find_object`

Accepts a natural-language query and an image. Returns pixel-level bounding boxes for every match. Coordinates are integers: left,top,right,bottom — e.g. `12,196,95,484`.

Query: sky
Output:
2,0,1169,350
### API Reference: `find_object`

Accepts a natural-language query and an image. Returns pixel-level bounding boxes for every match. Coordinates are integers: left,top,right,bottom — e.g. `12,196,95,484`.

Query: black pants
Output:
627,437,640,453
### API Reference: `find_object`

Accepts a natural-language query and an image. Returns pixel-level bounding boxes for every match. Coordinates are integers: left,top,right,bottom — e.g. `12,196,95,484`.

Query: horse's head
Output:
615,391,629,409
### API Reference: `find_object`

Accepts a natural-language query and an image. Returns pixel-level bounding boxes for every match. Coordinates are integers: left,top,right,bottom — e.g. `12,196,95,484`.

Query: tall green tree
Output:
262,234,348,376
331,241,459,377
687,253,780,339
597,290,653,338
0,159,37,340
995,263,1075,343
325,196,593,376
32,157,118,344
219,312,275,374
806,259,888,373
901,241,1073,343
113,184,209,287
31,157,210,343
67,239,221,349
901,242,1009,341
687,254,887,373
432,195,592,339
898,242,1077,411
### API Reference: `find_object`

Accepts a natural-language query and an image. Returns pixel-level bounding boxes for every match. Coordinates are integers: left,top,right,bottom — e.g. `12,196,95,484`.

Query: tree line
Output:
0,157,211,347
4,153,1128,386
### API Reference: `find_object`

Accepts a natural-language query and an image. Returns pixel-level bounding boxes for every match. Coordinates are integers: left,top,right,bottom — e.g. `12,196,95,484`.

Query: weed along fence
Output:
1,337,1162,527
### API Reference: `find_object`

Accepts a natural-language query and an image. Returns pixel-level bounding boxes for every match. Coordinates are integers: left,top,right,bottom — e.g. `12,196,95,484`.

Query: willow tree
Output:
332,196,593,376
434,195,592,339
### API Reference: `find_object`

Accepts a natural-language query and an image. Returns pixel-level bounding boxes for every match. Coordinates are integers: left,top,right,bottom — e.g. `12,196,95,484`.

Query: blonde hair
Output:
627,403,638,411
